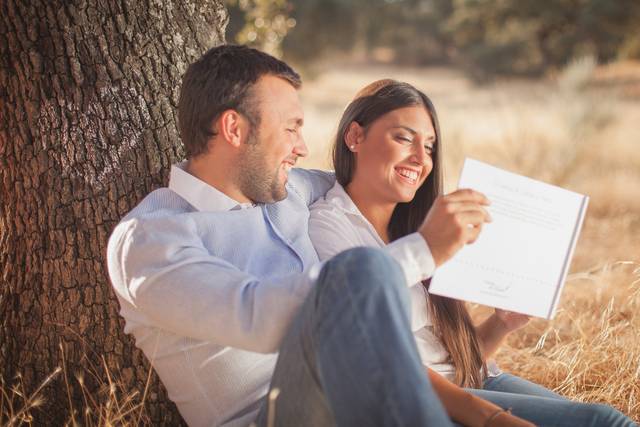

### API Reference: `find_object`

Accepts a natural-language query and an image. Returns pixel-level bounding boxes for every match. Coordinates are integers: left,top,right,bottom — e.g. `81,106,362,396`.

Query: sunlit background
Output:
225,0,640,419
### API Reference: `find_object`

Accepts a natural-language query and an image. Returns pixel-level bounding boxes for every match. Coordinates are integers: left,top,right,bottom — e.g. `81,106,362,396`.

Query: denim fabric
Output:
467,373,638,427
255,247,453,427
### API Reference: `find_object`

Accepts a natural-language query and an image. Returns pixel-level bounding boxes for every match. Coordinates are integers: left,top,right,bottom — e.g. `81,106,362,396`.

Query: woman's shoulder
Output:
310,182,354,216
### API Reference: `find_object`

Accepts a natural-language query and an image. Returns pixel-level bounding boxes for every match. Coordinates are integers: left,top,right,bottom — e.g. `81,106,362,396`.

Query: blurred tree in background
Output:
226,0,640,80
225,0,296,57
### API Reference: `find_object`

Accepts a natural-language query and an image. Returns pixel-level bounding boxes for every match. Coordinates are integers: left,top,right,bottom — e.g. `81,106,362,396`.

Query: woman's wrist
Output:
464,393,504,427
483,407,512,427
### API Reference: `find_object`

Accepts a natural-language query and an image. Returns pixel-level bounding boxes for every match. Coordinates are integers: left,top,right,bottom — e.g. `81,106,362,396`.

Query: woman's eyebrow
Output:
391,125,417,134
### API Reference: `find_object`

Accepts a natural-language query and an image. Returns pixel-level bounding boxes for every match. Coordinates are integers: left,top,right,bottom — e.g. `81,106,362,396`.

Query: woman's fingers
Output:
444,188,491,205
445,202,493,222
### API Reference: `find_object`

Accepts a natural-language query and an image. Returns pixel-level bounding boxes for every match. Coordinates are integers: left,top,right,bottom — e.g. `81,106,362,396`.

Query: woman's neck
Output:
345,179,397,244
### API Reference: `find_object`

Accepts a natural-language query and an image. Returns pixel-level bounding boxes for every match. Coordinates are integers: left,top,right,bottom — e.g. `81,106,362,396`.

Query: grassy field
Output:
299,59,640,421
3,60,638,425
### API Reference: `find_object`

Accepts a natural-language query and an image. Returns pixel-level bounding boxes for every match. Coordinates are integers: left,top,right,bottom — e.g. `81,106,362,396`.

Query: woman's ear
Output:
216,109,248,148
344,121,364,152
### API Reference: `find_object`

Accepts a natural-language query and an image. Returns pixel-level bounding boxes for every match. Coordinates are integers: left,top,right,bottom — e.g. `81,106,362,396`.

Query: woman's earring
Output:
349,145,355,151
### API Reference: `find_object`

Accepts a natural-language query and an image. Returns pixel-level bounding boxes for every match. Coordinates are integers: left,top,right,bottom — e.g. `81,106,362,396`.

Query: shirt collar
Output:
325,181,366,217
168,161,254,212
325,181,387,246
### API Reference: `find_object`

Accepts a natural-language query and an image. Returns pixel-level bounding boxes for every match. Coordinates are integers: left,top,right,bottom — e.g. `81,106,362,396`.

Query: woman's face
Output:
351,105,436,203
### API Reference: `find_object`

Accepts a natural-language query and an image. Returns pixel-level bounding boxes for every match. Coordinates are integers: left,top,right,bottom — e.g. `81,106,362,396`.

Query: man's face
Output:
237,75,308,203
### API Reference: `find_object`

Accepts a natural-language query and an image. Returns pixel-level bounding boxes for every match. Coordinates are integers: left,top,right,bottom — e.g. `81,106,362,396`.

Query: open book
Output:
429,158,589,319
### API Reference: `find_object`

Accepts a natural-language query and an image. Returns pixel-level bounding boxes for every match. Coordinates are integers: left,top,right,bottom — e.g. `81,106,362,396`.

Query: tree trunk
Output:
0,1,227,424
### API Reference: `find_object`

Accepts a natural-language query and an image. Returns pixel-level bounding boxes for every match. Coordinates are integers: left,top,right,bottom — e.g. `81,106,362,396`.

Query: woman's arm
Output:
427,368,534,427
475,310,530,358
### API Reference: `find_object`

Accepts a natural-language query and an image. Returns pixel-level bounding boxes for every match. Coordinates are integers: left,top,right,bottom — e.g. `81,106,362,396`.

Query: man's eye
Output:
287,128,297,134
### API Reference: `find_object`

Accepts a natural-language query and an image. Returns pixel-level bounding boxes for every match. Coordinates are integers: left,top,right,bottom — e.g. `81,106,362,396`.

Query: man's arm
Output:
290,168,335,206
107,217,321,354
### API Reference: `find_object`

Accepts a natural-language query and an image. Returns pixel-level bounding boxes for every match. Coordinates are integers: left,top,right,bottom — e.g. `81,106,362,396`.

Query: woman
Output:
308,79,636,427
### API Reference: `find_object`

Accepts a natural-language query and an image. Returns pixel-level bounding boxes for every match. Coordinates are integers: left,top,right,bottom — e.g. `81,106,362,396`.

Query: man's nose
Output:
293,133,309,158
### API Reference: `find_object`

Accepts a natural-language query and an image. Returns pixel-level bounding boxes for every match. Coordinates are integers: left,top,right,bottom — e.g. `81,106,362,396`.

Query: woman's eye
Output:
424,144,434,153
395,135,412,143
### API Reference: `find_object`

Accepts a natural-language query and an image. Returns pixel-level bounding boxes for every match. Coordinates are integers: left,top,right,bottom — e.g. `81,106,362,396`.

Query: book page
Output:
429,158,588,318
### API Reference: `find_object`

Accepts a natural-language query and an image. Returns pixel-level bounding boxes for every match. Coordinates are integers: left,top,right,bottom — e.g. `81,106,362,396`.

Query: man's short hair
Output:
178,45,302,158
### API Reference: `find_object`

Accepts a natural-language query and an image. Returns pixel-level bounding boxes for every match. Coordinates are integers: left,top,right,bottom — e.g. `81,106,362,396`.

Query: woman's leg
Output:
483,373,566,400
467,388,637,427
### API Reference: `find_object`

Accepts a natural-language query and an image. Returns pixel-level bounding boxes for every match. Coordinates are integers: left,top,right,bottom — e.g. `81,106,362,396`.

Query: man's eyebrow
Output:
288,117,304,127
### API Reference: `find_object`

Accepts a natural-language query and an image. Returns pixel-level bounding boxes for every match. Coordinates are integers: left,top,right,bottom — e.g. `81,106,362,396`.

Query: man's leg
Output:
256,247,453,426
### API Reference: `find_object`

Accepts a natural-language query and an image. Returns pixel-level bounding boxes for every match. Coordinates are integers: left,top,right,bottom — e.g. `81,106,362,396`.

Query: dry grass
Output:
2,59,638,425
299,57,640,422
0,344,151,426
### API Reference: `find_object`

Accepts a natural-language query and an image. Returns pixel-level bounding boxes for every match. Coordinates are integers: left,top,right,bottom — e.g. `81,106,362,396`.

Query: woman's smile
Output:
394,166,422,185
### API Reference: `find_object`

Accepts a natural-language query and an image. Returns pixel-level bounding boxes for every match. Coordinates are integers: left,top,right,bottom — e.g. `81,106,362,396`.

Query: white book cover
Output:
429,158,589,319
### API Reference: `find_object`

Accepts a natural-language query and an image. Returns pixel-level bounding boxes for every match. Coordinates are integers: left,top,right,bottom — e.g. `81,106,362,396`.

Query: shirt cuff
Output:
385,232,436,286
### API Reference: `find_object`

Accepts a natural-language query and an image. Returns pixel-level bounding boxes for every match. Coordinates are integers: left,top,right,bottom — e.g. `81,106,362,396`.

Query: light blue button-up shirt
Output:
107,164,332,426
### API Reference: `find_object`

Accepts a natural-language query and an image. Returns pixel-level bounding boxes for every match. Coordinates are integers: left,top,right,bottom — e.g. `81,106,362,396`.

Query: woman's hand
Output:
476,310,530,358
419,189,492,267
494,309,530,334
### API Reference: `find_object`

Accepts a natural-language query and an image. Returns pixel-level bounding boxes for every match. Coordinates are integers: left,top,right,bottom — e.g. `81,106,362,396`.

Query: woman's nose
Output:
410,142,427,164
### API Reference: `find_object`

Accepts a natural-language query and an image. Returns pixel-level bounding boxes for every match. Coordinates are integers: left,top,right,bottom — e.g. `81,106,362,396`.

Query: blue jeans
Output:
466,373,638,427
255,247,453,426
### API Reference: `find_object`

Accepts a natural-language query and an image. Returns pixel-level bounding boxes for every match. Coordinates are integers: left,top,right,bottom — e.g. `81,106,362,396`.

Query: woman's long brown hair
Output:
333,80,487,388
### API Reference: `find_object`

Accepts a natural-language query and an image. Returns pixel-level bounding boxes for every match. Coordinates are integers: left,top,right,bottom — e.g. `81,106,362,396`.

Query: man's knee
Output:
316,247,409,307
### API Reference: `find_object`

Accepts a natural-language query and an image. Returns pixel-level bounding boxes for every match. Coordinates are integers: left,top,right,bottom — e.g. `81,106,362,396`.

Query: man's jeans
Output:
255,247,453,426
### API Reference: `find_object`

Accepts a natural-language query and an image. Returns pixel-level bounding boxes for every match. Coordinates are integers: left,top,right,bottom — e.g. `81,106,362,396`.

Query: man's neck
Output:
185,155,252,204
345,180,396,244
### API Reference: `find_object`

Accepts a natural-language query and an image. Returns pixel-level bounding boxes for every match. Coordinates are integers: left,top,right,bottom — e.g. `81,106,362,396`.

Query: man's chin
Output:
254,185,287,204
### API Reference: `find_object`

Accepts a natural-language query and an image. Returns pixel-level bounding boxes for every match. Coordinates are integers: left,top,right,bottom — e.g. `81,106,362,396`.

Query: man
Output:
107,45,499,426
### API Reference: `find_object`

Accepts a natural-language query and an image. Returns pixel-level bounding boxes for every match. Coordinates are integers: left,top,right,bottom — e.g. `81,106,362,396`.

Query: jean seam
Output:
337,261,405,426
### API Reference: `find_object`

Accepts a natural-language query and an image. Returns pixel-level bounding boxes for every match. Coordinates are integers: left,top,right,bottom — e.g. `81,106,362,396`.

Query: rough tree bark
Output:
0,1,227,424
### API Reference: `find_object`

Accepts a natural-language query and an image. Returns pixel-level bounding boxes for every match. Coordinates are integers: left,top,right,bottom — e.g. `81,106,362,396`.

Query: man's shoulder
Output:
109,188,198,251
123,187,194,221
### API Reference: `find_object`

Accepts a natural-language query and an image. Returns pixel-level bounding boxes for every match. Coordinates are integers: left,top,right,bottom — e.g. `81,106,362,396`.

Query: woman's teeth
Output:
396,168,418,182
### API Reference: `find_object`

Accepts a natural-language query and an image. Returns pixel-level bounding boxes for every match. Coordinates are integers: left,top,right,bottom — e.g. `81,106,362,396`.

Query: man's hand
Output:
419,189,492,267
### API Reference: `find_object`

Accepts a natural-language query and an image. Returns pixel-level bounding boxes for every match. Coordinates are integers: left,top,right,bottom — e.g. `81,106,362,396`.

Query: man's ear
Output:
344,121,364,152
216,109,248,148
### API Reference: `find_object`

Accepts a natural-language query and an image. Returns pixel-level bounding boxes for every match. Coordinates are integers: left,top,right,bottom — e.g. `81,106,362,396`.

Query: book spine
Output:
547,195,590,319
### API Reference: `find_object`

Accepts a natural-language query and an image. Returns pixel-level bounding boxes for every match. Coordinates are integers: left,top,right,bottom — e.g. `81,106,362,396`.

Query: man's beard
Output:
236,129,288,204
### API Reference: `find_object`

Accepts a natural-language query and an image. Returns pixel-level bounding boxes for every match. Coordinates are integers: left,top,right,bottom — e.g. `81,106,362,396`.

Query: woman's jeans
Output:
468,373,638,427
